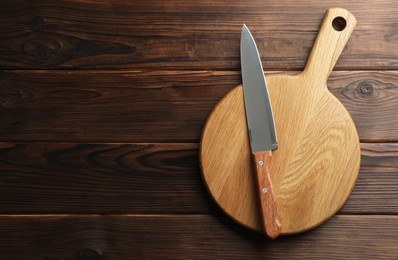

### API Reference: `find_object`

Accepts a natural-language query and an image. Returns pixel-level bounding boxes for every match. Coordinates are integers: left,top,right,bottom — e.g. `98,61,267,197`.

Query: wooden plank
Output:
0,142,396,214
0,0,397,69
341,143,398,214
0,214,396,259
0,70,235,142
329,71,398,142
1,70,397,142
0,142,213,214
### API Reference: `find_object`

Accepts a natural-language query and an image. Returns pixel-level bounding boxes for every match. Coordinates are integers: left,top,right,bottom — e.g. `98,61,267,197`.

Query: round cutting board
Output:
200,8,360,235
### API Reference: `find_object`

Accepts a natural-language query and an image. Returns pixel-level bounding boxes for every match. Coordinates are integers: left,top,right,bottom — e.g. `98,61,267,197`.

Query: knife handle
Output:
252,150,281,239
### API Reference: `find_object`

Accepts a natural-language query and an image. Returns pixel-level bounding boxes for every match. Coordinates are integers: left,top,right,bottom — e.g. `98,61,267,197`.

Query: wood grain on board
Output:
0,0,398,69
1,70,398,142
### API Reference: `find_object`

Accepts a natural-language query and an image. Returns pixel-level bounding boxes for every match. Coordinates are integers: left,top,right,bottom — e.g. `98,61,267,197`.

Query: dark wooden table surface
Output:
1,0,398,259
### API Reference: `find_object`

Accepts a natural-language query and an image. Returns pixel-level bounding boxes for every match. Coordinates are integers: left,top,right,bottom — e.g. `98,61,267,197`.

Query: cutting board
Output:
200,8,360,235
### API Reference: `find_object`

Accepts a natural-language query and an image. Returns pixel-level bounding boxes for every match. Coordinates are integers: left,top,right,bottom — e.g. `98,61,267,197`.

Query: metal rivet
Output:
259,160,264,166
262,188,268,193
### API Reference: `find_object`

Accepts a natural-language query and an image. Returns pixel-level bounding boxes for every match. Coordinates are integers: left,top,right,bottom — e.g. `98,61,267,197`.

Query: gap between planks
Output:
0,214,397,217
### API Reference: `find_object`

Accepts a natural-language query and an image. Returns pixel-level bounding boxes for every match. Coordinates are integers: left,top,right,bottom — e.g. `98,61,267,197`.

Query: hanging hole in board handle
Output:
332,16,347,31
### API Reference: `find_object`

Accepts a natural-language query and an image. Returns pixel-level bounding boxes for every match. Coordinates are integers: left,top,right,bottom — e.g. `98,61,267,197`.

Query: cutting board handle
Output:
303,8,356,83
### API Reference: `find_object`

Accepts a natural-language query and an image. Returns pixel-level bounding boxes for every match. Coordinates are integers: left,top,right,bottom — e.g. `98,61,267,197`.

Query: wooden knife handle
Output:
252,151,281,239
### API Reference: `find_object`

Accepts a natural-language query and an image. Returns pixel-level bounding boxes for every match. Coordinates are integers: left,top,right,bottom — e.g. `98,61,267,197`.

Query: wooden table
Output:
0,1,397,258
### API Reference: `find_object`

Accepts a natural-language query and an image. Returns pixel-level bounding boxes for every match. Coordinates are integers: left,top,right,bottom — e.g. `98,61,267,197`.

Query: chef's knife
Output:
241,24,281,239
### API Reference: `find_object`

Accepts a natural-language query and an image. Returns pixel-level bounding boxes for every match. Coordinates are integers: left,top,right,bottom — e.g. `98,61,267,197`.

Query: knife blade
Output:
241,24,281,239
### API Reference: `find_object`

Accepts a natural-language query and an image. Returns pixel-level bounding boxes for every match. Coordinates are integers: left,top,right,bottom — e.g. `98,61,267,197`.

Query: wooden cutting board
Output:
200,8,360,235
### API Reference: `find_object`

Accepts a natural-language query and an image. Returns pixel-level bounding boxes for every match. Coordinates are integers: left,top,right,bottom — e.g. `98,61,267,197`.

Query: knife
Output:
240,24,281,239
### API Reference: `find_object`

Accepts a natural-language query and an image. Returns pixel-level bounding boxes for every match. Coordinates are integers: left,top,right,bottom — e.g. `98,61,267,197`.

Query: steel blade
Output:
241,24,278,152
